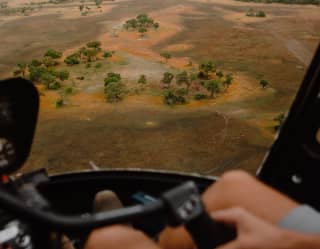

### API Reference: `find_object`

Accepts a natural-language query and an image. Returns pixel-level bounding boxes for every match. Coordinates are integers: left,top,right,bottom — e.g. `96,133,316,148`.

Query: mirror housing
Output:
0,78,39,174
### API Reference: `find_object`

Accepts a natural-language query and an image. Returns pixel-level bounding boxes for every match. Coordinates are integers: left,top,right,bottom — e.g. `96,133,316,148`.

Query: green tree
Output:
29,66,47,82
138,27,147,37
199,61,216,79
95,62,102,69
104,72,121,86
216,71,224,79
84,48,99,62
42,56,58,68
13,63,28,77
86,41,102,50
163,90,186,106
161,72,174,88
137,14,150,25
54,70,70,81
78,47,87,61
41,72,61,90
64,54,80,65
256,11,266,17
94,0,102,6
103,51,114,58
29,59,42,67
55,98,64,108
124,19,138,30
44,48,62,59
138,74,147,84
160,52,172,63
274,112,285,131
104,81,124,102
153,22,160,29
203,79,220,98
260,79,269,88
176,71,191,94
223,73,234,90
123,14,159,36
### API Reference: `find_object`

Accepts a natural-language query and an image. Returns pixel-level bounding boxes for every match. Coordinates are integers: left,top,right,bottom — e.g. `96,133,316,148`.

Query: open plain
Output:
0,0,319,175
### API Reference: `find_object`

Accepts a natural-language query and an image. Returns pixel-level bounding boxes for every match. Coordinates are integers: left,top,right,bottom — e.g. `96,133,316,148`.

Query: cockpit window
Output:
0,0,319,175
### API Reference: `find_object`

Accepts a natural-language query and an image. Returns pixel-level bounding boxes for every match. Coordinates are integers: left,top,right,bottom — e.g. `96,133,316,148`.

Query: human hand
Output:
212,207,294,249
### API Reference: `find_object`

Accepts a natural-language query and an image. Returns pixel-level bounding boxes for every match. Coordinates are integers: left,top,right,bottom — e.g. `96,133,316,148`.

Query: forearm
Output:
282,230,320,249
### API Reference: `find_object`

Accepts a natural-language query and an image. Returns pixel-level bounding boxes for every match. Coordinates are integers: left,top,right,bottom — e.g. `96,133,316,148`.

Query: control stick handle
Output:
162,181,236,249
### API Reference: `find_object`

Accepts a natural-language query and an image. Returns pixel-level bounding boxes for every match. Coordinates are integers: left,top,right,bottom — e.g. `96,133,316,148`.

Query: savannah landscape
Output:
0,0,319,175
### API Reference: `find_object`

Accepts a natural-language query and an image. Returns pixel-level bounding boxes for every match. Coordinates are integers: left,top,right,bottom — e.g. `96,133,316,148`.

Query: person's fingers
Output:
211,207,247,226
85,225,160,249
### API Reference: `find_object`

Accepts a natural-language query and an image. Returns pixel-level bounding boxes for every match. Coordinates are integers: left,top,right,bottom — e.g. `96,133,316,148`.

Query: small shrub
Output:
55,98,64,108
95,62,102,68
103,51,113,58
163,90,186,106
194,93,207,100
260,79,269,88
64,54,80,65
64,87,74,95
256,11,266,17
176,88,188,96
137,74,147,84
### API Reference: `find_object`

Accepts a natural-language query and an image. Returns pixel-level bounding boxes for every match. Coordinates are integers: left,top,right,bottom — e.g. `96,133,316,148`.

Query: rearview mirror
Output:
0,78,39,174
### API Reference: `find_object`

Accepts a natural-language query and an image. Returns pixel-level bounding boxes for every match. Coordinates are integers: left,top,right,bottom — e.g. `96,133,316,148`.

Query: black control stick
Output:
162,181,236,249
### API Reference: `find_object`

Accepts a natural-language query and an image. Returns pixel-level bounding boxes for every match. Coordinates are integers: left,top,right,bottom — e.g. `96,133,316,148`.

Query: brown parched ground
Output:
0,0,319,176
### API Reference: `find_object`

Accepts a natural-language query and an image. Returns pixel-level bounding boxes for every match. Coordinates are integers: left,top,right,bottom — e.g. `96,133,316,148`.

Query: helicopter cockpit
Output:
0,0,319,248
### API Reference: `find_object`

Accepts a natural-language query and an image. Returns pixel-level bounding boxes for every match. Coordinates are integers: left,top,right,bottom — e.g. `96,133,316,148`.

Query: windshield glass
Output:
0,0,319,176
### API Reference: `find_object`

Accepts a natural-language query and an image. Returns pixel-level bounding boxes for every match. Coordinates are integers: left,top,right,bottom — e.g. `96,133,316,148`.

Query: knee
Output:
85,225,151,249
85,225,127,249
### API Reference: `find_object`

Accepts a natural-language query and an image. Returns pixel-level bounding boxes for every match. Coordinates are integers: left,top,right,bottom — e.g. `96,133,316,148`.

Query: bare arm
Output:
213,207,320,249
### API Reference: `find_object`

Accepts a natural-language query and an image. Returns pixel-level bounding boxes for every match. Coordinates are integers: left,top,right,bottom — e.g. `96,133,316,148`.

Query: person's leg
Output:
159,170,299,249
85,225,160,249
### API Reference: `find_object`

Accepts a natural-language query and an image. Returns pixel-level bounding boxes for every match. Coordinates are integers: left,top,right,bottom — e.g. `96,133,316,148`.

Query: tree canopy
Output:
44,49,62,59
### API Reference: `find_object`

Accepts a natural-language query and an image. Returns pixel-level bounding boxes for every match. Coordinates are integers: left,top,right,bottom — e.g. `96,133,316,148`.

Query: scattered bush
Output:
103,51,114,58
256,11,266,17
274,113,285,131
160,52,172,63
104,81,125,102
28,66,45,82
65,54,80,65
176,88,188,96
104,72,121,86
55,98,64,108
161,72,174,88
246,8,266,17
64,87,74,95
123,14,160,37
138,74,147,84
53,69,70,81
163,90,186,106
95,62,102,69
29,59,42,67
194,93,207,100
86,41,102,50
260,79,269,88
44,48,62,59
